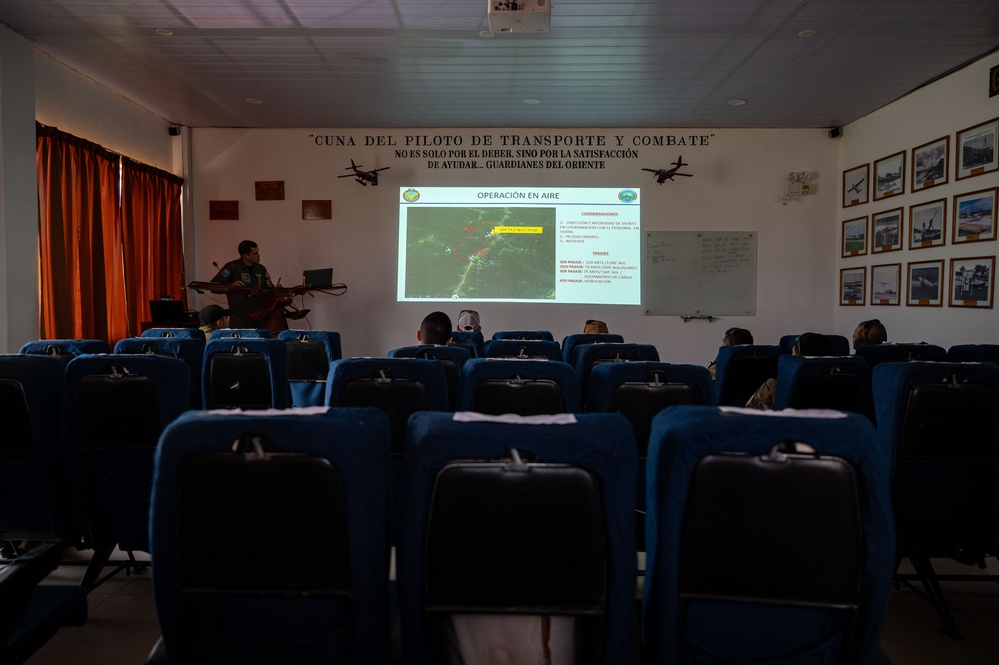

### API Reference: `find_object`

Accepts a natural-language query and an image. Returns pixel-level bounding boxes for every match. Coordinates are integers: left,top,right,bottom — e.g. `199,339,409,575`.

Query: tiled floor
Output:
23,550,999,664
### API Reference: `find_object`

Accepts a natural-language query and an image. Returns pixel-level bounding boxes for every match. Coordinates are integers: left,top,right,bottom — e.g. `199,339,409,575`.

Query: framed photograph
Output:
842,164,869,208
906,259,944,307
840,267,866,306
908,198,946,250
871,263,901,306
952,187,997,244
841,216,868,257
873,151,905,201
911,136,949,191
949,256,995,308
871,207,903,254
956,117,998,180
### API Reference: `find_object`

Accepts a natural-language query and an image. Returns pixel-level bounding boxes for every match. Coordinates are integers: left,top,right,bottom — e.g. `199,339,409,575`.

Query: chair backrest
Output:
113,336,206,410
947,343,999,364
210,328,273,339
481,338,562,361
387,345,471,411
450,330,484,357
61,354,190,572
490,330,556,342
398,411,637,665
779,333,851,356
643,406,892,665
873,362,999,560
202,338,290,409
560,333,625,364
457,358,581,415
0,355,71,541
326,357,448,454
855,342,946,370
713,344,784,406
277,331,343,407
18,340,110,365
150,408,392,665
140,327,206,341
571,342,659,404
773,354,872,415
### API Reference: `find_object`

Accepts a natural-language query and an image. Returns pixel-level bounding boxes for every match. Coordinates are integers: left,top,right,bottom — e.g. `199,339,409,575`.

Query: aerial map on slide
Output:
403,206,557,299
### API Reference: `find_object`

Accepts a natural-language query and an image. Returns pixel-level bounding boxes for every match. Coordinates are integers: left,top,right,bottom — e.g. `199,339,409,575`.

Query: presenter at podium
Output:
210,239,282,328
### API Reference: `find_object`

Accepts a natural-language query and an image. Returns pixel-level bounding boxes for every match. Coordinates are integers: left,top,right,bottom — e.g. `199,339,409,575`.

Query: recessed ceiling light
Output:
727,99,747,106
798,29,816,38
523,99,541,105
155,28,173,36
479,30,495,38
246,98,264,105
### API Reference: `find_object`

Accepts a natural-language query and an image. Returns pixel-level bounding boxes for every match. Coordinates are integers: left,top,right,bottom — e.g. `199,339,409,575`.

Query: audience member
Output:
456,309,481,333
852,318,888,350
198,304,231,335
708,327,754,380
584,319,608,334
744,332,840,410
418,311,453,346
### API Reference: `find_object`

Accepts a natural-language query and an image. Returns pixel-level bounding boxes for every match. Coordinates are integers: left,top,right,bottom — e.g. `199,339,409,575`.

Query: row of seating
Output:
142,406,893,665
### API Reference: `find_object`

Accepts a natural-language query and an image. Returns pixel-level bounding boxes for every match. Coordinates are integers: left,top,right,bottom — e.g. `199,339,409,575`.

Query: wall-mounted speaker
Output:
828,127,842,139
168,126,181,136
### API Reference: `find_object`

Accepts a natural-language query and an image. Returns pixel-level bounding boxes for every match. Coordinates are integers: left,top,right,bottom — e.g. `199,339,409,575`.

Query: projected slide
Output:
399,187,641,304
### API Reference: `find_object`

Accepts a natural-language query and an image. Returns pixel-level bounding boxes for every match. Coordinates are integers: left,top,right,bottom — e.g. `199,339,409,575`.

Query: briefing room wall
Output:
834,51,999,348
190,127,836,361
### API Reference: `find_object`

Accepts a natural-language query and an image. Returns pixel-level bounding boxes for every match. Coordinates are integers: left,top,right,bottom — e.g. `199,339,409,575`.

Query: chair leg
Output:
81,541,116,591
909,556,964,640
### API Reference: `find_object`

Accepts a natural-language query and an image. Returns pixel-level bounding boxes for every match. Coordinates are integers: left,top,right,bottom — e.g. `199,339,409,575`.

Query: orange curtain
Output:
36,123,125,342
122,160,186,336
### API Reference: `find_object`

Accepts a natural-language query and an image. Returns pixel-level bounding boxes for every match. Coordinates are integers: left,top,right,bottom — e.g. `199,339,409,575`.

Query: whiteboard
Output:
642,231,757,316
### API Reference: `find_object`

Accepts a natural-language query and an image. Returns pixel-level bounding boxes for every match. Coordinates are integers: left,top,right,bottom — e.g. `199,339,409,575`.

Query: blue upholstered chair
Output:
149,408,392,665
398,411,637,665
779,333,850,356
947,343,999,364
560,333,624,364
571,342,659,406
114,336,206,410
277,330,342,407
209,328,273,339
387,345,471,410
0,355,73,546
854,342,946,370
712,344,784,406
872,361,999,639
61,354,190,589
450,330,484,357
19,339,110,364
491,330,556,342
457,358,581,415
481,338,563,361
773,354,872,415
202,338,290,409
141,328,206,341
643,406,893,665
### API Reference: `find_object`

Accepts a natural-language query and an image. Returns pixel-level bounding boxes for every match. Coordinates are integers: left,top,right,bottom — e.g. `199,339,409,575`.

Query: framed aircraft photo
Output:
952,187,997,245
842,164,869,208
840,267,866,306
908,198,946,250
841,216,868,257
911,136,949,191
873,151,905,201
871,207,903,254
956,117,998,180
906,259,944,307
949,255,995,308
871,263,901,306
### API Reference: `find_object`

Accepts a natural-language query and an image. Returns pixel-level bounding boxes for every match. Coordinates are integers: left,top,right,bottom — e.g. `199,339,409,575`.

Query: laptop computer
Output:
302,268,334,288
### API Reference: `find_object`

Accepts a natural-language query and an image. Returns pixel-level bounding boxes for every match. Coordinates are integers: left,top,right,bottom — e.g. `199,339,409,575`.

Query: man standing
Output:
211,240,281,328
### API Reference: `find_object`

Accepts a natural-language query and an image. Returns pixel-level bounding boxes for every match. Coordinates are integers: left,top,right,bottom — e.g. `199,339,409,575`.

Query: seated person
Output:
456,309,482,333
583,319,608,334
744,332,837,410
708,327,754,380
852,318,887,350
198,304,231,336
418,311,453,346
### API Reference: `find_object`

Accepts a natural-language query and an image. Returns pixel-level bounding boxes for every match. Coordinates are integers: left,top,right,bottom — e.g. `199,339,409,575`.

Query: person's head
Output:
238,240,260,265
584,319,608,334
199,304,231,330
418,311,453,346
456,309,481,332
723,327,754,346
852,319,887,350
794,332,839,357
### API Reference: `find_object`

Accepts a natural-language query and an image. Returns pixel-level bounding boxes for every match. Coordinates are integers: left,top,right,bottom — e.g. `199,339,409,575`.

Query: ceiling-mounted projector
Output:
488,0,550,33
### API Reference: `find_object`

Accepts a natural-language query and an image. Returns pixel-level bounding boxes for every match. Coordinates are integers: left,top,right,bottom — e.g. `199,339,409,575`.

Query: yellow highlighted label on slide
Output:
494,226,542,234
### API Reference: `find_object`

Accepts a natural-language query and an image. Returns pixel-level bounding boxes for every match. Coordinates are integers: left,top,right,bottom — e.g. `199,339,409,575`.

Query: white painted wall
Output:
189,127,836,362
835,52,999,348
